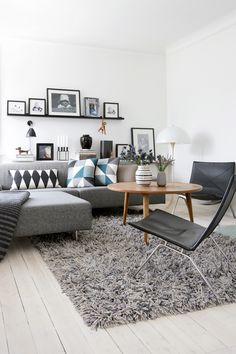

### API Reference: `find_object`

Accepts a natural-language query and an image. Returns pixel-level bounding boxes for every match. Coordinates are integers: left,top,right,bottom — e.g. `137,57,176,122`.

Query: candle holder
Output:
57,147,69,161
57,135,69,161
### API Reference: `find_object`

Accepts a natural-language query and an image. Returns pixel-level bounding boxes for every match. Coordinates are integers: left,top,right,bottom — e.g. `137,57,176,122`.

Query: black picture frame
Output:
131,128,156,156
115,144,130,158
47,88,81,117
7,100,26,115
103,102,119,119
84,97,100,117
28,98,46,116
36,143,54,160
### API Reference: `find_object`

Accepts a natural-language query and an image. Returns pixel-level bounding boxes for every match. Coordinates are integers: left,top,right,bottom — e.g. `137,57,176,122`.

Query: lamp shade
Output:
26,128,36,137
157,125,190,144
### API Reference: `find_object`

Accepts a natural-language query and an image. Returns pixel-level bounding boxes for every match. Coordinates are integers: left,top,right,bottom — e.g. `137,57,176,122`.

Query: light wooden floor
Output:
0,201,236,354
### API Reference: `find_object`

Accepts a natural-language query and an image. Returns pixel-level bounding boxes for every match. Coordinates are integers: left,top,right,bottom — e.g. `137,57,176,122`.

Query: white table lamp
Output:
156,125,191,158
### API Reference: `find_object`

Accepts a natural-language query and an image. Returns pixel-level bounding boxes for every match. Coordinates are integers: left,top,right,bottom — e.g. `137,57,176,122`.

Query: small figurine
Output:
16,147,30,155
98,117,107,134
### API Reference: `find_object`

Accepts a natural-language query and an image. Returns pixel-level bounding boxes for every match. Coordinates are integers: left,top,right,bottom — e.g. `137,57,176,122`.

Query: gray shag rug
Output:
33,209,236,329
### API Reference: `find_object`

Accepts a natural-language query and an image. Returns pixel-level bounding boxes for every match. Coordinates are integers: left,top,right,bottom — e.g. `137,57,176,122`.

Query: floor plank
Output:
8,243,65,354
18,239,94,354
0,302,9,354
0,255,37,354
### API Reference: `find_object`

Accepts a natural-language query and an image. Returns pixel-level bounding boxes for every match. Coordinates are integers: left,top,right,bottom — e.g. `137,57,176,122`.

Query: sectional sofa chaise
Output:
0,160,163,238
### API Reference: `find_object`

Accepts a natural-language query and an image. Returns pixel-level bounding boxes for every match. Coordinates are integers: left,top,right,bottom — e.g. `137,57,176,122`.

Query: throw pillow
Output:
10,169,60,190
67,158,98,188
95,157,119,186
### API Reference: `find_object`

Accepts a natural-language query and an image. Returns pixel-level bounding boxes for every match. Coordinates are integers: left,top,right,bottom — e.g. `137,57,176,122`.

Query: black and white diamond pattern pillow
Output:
10,169,61,190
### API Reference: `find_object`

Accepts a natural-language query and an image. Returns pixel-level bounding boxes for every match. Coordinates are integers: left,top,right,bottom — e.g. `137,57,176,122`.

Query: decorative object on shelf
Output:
100,140,113,158
28,98,46,116
115,144,130,158
79,150,97,160
98,117,107,134
135,165,152,186
155,155,175,187
131,127,156,157
103,102,119,119
80,134,92,149
26,120,37,155
57,136,69,161
84,97,100,117
47,88,81,117
7,100,26,115
15,146,34,162
36,143,54,161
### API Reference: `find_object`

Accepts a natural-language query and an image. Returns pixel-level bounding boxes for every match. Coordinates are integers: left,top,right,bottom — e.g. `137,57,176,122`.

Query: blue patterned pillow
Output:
95,158,119,186
67,158,98,188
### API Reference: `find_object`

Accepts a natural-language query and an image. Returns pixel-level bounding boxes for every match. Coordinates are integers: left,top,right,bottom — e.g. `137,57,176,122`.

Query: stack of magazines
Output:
14,154,34,162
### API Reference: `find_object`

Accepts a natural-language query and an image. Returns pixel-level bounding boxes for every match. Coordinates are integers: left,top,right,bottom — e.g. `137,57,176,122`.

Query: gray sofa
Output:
0,160,164,237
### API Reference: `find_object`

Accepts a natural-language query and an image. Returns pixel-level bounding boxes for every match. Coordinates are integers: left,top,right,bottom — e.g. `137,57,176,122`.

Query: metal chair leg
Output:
134,241,220,302
172,195,186,214
134,242,166,277
75,230,79,241
187,254,220,302
210,235,228,260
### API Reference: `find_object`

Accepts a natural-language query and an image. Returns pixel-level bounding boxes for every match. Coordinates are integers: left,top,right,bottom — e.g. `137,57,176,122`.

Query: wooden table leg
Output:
185,193,194,222
123,192,129,225
143,194,150,244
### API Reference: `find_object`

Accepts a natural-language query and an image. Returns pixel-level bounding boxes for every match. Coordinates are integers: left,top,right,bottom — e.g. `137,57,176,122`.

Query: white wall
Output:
166,21,236,182
0,39,166,160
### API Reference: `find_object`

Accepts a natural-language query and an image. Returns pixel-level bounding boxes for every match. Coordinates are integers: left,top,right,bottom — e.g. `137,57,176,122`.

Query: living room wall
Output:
0,39,166,161
166,18,236,183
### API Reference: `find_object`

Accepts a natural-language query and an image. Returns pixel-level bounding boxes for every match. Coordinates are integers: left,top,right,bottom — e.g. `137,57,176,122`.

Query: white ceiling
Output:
1,0,236,53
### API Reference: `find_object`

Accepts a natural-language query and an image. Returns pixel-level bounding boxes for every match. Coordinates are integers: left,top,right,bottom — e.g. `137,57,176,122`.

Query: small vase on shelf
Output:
157,171,166,187
135,165,152,186
80,134,92,149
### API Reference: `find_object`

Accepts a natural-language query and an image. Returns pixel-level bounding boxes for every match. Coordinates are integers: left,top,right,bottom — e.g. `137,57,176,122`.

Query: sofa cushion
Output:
67,158,98,188
10,169,60,190
95,158,119,186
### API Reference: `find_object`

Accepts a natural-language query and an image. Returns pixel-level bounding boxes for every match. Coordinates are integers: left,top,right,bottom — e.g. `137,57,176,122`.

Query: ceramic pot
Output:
80,135,92,149
135,165,152,186
157,171,166,187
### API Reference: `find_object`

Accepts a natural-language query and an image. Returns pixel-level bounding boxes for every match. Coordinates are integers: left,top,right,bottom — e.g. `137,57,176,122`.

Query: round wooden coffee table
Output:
108,181,202,244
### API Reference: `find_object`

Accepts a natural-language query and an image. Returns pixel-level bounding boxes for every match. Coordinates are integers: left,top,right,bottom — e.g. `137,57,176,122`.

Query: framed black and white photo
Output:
36,143,54,160
131,128,156,156
29,98,46,116
116,144,130,158
7,100,26,115
47,88,81,117
84,97,100,117
103,102,119,119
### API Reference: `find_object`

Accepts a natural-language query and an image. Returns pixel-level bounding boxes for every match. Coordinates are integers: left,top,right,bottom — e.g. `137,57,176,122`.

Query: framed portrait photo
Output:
116,144,130,158
7,100,26,115
47,88,81,117
36,143,54,160
29,98,46,116
84,97,100,117
103,102,119,119
131,128,156,156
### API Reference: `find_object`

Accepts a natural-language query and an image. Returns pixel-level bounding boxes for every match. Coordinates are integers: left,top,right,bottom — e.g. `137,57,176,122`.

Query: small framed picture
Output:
131,128,156,156
84,97,100,117
116,144,130,158
103,102,119,119
7,100,26,115
47,88,81,117
36,143,54,160
29,98,46,116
